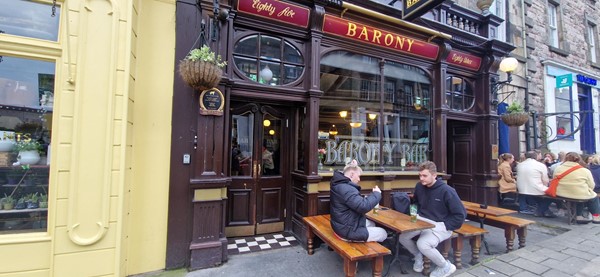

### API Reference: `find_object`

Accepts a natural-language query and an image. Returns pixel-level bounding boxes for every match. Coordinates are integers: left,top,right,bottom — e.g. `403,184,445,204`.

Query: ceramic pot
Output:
17,150,40,165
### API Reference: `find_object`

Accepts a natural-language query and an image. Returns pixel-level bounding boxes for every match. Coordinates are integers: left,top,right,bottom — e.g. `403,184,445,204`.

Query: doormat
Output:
227,233,298,256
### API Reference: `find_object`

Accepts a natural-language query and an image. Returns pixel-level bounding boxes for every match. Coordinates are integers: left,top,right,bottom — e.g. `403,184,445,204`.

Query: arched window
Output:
445,76,474,111
233,35,304,85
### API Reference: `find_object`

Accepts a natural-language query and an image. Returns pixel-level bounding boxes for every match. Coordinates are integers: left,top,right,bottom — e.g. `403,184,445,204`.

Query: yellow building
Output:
0,0,174,275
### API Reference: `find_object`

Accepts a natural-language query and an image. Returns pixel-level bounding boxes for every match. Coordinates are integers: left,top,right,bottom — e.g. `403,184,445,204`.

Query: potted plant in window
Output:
500,102,529,127
14,140,42,165
2,194,15,210
178,45,227,91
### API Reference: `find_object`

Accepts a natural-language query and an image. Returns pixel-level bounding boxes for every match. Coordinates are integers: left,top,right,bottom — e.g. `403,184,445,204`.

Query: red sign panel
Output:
322,15,439,60
237,0,310,28
446,50,481,71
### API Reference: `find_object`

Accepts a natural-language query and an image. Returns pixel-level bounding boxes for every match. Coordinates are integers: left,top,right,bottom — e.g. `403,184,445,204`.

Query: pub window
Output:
0,0,61,41
555,86,573,138
445,76,474,111
319,51,431,172
490,0,506,41
233,34,304,85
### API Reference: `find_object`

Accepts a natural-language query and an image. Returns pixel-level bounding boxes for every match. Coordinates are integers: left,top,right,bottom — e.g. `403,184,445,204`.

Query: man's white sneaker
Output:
413,255,424,273
429,260,456,277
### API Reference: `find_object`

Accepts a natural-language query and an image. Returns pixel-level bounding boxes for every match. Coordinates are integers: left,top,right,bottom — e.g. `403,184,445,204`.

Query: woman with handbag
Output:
553,152,600,224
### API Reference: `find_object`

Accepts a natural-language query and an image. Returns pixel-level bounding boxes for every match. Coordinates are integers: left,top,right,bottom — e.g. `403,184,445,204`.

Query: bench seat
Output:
303,214,391,277
539,195,589,225
467,211,534,252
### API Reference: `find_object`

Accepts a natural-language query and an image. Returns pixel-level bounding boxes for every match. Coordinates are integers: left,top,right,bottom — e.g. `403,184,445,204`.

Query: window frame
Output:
587,21,600,66
444,76,475,112
554,86,574,140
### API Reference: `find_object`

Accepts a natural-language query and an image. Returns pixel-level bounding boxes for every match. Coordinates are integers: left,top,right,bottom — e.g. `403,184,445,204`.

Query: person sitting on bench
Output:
516,150,556,217
554,152,600,224
398,161,466,277
498,153,517,203
330,159,387,242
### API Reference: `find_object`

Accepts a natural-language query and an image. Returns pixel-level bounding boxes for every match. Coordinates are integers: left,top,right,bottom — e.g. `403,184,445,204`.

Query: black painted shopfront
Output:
166,0,514,269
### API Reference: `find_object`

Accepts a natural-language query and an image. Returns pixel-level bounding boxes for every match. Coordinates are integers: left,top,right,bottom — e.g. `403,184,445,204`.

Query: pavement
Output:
145,202,600,277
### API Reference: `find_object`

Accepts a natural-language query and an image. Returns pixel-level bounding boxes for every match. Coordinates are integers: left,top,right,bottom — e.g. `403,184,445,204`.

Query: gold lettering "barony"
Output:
252,0,276,16
346,23,415,52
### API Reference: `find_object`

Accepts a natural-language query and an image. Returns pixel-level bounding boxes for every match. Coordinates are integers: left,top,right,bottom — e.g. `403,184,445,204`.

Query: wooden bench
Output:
539,195,588,225
423,223,487,274
303,214,391,277
467,211,534,252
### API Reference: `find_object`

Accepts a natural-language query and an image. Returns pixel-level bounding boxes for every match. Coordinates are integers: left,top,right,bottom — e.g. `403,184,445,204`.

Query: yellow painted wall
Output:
0,0,174,276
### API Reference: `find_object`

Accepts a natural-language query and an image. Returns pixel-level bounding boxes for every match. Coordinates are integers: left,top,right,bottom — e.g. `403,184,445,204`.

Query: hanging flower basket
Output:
178,45,227,91
500,112,529,126
178,60,222,91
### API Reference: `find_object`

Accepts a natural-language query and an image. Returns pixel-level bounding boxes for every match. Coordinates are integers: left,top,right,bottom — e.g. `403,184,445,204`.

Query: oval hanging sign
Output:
199,88,225,116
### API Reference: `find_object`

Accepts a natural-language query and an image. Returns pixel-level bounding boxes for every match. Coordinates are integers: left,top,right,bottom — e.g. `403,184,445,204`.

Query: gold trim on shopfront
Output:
341,2,452,41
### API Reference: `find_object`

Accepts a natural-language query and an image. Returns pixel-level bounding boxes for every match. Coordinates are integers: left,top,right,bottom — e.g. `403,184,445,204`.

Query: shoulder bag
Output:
545,165,583,197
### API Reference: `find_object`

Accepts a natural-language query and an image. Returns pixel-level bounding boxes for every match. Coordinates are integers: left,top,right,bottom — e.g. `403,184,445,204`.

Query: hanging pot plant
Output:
500,102,529,127
178,45,227,91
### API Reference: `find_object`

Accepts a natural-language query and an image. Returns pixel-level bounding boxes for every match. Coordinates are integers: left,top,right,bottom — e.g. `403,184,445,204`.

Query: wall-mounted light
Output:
263,119,271,127
491,57,518,105
269,129,275,135
260,64,273,83
339,110,348,118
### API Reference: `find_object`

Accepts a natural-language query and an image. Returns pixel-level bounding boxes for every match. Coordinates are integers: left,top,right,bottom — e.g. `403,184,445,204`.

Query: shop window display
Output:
0,56,53,233
319,51,431,172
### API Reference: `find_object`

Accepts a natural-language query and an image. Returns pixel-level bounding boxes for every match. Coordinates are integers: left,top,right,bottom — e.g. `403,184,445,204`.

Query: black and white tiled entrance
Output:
227,233,298,255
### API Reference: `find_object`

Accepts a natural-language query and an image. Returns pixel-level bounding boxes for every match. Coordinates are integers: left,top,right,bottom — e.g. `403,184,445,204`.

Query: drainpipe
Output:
519,0,531,151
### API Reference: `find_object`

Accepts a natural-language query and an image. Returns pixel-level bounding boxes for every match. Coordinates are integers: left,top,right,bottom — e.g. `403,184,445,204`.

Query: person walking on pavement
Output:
398,161,466,277
329,159,387,242
554,152,600,224
516,150,557,217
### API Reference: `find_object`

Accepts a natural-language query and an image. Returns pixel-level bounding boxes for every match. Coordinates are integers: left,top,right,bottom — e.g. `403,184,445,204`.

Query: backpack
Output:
390,192,411,215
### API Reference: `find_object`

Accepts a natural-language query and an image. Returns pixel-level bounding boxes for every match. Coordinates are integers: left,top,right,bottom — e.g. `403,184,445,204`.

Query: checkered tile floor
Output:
227,233,298,255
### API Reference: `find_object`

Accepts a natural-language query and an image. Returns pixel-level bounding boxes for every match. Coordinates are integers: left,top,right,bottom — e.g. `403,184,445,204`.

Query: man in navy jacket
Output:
398,161,466,277
330,160,387,242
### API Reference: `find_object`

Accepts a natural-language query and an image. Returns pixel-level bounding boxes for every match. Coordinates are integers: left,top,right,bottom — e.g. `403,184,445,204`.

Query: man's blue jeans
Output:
519,194,551,214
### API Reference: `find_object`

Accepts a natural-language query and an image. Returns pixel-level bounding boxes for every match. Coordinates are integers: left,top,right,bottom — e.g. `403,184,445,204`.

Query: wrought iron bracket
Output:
531,110,594,149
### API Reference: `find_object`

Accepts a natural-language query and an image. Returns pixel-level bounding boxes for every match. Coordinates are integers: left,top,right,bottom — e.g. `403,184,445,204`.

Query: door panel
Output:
227,103,288,237
447,121,474,201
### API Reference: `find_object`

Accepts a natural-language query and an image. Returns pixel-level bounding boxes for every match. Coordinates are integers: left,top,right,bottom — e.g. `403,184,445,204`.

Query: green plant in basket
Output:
184,45,227,67
179,45,227,90
506,102,524,114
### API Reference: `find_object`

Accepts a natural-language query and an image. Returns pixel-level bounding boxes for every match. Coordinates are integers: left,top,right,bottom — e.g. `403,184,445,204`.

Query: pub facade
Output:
169,0,514,270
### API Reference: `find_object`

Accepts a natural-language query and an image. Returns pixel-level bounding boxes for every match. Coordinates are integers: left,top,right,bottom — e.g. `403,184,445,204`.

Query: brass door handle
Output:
258,164,261,174
244,183,247,189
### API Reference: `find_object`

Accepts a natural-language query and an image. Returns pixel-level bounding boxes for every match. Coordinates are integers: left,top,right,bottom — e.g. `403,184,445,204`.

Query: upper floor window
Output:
548,3,559,48
233,34,304,85
0,0,61,41
445,76,474,111
491,0,506,41
587,22,598,64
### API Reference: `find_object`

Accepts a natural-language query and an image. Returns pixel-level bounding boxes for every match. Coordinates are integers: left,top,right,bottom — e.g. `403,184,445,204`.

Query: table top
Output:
366,207,434,233
462,200,516,217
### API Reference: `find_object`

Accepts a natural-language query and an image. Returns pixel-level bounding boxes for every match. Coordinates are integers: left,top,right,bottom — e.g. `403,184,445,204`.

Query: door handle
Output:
244,183,247,190
258,164,261,174
253,162,257,176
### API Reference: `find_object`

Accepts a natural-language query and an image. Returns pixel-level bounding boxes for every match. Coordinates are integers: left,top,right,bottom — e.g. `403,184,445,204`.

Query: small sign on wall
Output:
199,88,224,116
491,144,498,160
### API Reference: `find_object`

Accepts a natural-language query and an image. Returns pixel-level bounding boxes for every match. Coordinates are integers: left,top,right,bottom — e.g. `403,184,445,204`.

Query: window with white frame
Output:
588,22,598,63
491,0,506,41
554,86,573,138
548,3,559,48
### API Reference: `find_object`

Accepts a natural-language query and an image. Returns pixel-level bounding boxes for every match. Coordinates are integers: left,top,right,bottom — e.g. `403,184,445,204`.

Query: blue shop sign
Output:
577,74,598,86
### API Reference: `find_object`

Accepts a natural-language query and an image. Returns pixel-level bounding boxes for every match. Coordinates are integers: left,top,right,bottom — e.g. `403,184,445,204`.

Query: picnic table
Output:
461,201,516,254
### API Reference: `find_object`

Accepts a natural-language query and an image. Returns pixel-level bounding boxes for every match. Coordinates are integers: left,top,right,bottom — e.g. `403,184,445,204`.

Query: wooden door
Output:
226,103,289,237
447,120,475,201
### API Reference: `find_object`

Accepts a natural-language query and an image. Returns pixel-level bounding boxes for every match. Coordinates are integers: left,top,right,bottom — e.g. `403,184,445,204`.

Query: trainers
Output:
430,260,456,277
576,215,591,224
519,209,535,215
593,215,600,224
413,254,424,273
544,211,558,218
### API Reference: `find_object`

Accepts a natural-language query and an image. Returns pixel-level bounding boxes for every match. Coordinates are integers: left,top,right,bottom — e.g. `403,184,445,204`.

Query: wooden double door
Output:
226,102,290,237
